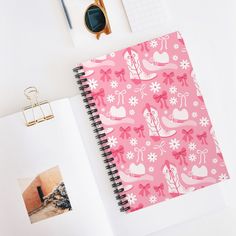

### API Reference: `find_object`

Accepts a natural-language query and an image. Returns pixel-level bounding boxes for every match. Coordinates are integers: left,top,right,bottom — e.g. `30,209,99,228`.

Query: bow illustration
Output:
158,35,169,50
115,90,126,105
163,72,174,85
154,183,165,196
100,68,112,82
177,73,188,86
134,84,147,99
172,148,188,166
92,88,106,106
139,183,150,196
197,149,208,164
119,126,131,139
134,146,146,162
153,91,169,109
111,145,125,164
134,125,145,138
177,92,189,108
182,129,194,142
115,68,126,82
154,141,166,156
197,131,208,145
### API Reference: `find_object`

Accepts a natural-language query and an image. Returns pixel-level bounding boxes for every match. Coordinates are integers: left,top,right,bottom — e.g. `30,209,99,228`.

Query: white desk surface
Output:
1,0,236,235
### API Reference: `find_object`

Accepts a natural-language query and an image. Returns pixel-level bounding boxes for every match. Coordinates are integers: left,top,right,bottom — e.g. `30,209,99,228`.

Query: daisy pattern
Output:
106,94,115,103
128,96,138,106
148,152,158,163
199,117,209,127
129,138,138,146
218,173,229,181
126,84,132,89
174,44,179,49
150,82,161,93
108,136,118,148
146,140,151,146
88,78,98,90
149,195,157,204
193,101,199,107
188,154,197,162
149,166,154,173
169,138,180,150
180,59,190,70
110,80,118,89
188,142,197,151
110,52,115,57
169,97,177,106
129,109,135,115
149,39,158,48
192,112,198,118
169,86,177,94
126,151,134,160
211,169,217,175
127,193,137,205
173,55,178,61
212,158,218,164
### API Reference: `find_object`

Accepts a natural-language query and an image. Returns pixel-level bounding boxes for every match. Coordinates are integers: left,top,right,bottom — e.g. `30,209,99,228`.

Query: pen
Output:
60,0,72,29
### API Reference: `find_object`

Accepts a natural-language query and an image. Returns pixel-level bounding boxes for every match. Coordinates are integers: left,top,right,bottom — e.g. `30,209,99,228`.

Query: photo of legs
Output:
18,166,72,224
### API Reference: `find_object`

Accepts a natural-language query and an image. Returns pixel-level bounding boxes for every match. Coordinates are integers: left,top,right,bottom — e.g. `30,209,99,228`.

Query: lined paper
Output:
122,0,171,32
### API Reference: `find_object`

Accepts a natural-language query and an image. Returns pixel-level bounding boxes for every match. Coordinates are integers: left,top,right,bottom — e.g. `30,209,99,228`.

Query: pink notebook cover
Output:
76,31,229,213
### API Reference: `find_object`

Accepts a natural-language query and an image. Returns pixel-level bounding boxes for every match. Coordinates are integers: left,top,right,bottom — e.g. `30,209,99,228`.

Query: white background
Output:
1,0,236,235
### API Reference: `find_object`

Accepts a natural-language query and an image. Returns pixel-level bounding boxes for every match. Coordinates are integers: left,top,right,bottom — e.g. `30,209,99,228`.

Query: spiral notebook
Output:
73,31,229,213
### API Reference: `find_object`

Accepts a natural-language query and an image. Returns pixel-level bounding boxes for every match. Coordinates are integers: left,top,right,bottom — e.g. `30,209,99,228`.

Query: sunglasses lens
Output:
85,5,106,33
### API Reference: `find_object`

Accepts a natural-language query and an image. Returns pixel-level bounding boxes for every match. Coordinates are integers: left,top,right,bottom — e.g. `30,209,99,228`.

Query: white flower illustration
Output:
129,138,138,146
180,59,190,70
150,82,161,93
108,136,118,148
126,84,132,89
146,140,151,146
110,52,115,57
129,109,135,115
149,166,154,173
106,94,115,103
174,43,179,49
169,97,177,105
169,138,180,150
127,193,137,205
148,152,158,163
173,55,178,61
199,117,209,127
188,154,197,162
128,96,138,106
149,40,158,48
188,142,197,151
169,86,177,94
126,151,134,160
192,112,198,118
218,173,229,181
110,80,118,88
211,169,217,175
149,195,157,204
212,158,218,164
88,78,98,90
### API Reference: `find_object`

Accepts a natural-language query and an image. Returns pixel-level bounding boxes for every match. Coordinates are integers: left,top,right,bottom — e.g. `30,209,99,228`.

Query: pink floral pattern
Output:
79,31,229,212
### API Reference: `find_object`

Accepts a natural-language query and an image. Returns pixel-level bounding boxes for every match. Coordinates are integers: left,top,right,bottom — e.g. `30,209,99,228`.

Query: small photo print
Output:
18,166,72,224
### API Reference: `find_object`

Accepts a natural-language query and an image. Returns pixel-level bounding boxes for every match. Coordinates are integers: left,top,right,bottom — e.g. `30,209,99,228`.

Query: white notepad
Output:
122,0,171,32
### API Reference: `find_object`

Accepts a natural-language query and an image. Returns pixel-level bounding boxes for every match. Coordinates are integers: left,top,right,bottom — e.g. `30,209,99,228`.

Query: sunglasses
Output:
84,0,111,39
